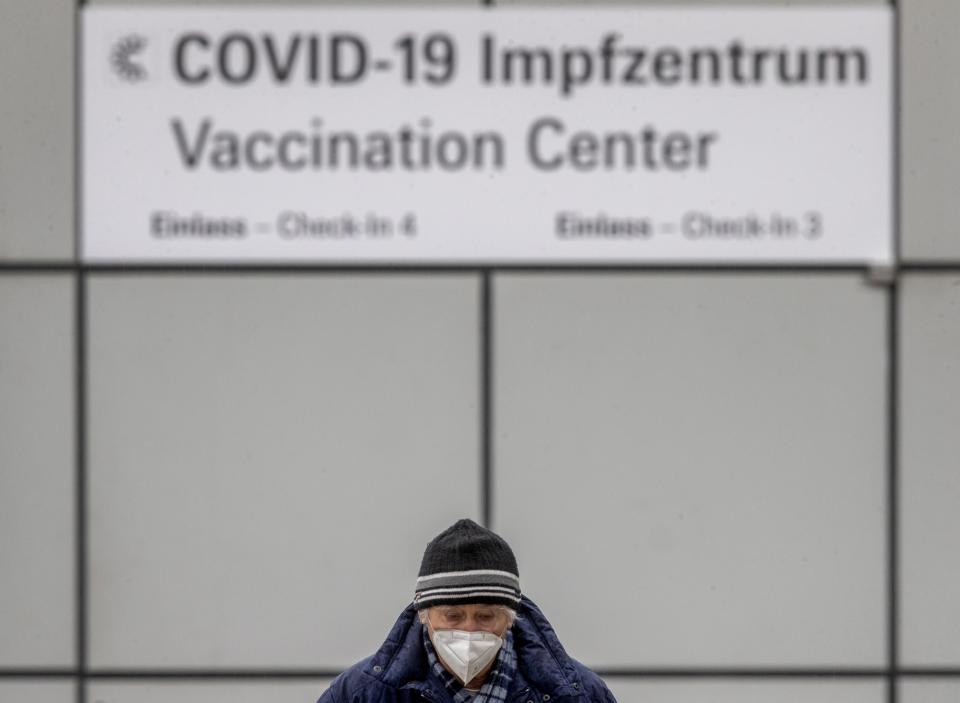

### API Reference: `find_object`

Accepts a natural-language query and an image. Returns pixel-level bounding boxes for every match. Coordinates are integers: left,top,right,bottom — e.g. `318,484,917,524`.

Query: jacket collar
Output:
363,596,584,701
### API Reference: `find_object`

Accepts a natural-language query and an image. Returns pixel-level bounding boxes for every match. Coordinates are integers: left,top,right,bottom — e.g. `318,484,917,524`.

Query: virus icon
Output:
110,35,148,82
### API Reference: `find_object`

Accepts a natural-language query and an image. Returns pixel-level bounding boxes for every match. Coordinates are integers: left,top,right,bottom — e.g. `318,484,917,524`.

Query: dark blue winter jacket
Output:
317,596,616,703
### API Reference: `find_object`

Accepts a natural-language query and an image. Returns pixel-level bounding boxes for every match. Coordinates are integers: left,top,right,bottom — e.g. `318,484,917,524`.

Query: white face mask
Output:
431,628,503,685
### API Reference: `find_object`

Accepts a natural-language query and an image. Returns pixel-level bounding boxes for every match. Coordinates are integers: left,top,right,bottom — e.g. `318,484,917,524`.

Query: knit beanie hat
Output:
413,519,521,610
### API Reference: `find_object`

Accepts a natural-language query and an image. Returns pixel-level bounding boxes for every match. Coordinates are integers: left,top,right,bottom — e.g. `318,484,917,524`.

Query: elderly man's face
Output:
425,604,512,636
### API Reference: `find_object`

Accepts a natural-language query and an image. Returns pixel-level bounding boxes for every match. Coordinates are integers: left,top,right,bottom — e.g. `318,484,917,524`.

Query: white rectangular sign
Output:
82,7,892,265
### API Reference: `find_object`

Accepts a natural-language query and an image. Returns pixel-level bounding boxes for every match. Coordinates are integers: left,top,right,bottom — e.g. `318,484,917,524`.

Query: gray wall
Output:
2,1,958,703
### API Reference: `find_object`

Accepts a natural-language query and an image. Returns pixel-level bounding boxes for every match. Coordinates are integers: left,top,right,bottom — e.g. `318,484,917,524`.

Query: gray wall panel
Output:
89,681,332,703
0,682,75,703
90,0,475,5
900,273,960,665
0,276,75,667
495,273,886,667
0,0,73,260
605,679,885,703
902,0,960,260
498,1,882,6
87,274,480,668
899,681,960,703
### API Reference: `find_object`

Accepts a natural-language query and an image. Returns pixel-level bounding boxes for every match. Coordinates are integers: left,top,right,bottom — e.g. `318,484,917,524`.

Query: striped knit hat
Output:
413,519,521,610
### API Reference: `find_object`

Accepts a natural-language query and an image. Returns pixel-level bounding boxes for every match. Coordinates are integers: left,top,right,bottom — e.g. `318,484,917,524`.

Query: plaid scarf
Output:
422,626,517,703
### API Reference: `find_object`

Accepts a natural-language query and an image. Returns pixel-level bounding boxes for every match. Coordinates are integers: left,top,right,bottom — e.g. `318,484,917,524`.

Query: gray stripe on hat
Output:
416,591,522,605
418,585,518,595
418,587,520,601
418,569,519,583
415,572,519,590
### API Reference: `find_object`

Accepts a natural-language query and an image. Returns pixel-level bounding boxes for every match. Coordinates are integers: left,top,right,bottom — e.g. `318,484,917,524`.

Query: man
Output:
318,519,617,703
